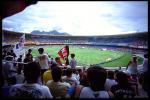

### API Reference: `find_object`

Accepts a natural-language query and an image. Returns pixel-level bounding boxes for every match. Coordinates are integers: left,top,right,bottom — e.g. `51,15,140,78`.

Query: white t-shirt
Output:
9,83,53,98
80,87,110,98
105,79,117,91
35,54,49,69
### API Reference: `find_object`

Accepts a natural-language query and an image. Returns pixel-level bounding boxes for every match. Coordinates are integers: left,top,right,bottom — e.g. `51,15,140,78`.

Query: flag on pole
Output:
58,45,69,60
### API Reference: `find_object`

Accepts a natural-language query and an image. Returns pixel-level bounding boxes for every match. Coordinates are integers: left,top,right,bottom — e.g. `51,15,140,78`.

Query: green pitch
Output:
29,45,143,67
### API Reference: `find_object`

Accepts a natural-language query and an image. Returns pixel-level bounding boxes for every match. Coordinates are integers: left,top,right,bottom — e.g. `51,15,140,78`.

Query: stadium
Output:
2,1,148,99
2,30,148,68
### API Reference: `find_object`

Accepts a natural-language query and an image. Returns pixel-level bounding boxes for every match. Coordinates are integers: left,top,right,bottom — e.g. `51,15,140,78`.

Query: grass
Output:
29,45,143,68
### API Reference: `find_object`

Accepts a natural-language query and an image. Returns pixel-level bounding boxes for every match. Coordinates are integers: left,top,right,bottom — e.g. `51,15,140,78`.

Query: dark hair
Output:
26,53,31,58
66,68,72,77
24,62,41,83
71,53,75,58
87,65,107,91
7,52,11,55
107,70,115,79
144,53,148,58
51,67,62,82
28,49,32,52
116,71,128,85
38,48,44,54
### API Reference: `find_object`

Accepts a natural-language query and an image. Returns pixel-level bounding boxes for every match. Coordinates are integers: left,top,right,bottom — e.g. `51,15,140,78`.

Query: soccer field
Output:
29,45,143,68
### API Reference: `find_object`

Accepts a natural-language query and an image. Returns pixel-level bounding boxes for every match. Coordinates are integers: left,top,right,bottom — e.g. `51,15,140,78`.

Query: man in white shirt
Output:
9,62,53,98
34,48,49,83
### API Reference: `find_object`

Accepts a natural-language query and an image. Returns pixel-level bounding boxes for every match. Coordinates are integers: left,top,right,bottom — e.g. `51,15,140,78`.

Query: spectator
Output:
80,65,113,98
72,69,80,84
26,49,33,61
126,55,138,75
55,57,62,66
34,48,49,83
69,53,77,69
43,69,52,85
46,66,71,98
3,56,17,86
14,66,25,84
62,68,78,86
17,55,23,70
110,71,135,98
9,62,53,98
10,50,17,60
23,53,33,63
105,70,117,91
142,53,148,73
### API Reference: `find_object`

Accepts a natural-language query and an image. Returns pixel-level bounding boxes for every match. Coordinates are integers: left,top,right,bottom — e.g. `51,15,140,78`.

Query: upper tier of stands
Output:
2,30,148,49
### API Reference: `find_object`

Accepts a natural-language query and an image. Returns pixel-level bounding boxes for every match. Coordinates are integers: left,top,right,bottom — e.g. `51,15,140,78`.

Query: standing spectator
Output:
46,66,71,98
142,53,148,73
126,56,138,75
69,53,77,69
105,70,117,91
110,71,135,98
26,49,33,61
17,55,23,70
79,66,113,98
34,48,49,83
23,53,33,63
9,62,53,98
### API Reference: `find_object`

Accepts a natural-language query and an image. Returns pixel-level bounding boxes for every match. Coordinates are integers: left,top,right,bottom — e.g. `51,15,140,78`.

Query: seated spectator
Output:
55,57,63,66
9,62,53,98
79,69,89,87
14,66,25,84
72,69,80,85
43,69,52,85
110,71,135,98
105,70,117,91
46,66,71,98
62,68,78,86
79,65,113,98
3,56,17,86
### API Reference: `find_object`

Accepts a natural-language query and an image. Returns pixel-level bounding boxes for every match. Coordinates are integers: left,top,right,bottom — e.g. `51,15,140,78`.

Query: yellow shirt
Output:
43,70,52,84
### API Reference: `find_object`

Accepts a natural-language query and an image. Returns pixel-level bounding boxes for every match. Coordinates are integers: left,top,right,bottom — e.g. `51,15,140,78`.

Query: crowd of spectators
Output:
1,47,148,98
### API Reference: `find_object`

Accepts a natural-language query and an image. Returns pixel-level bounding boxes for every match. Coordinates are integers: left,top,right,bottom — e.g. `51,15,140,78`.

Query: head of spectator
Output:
55,57,62,66
38,48,44,54
71,53,75,59
132,55,137,63
115,71,129,85
51,67,62,82
66,68,73,78
107,70,115,79
24,62,41,83
25,53,32,60
87,65,107,91
28,49,32,54
144,53,148,59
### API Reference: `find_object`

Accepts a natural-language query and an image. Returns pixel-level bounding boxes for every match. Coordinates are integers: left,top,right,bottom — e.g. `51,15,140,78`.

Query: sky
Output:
2,1,148,36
